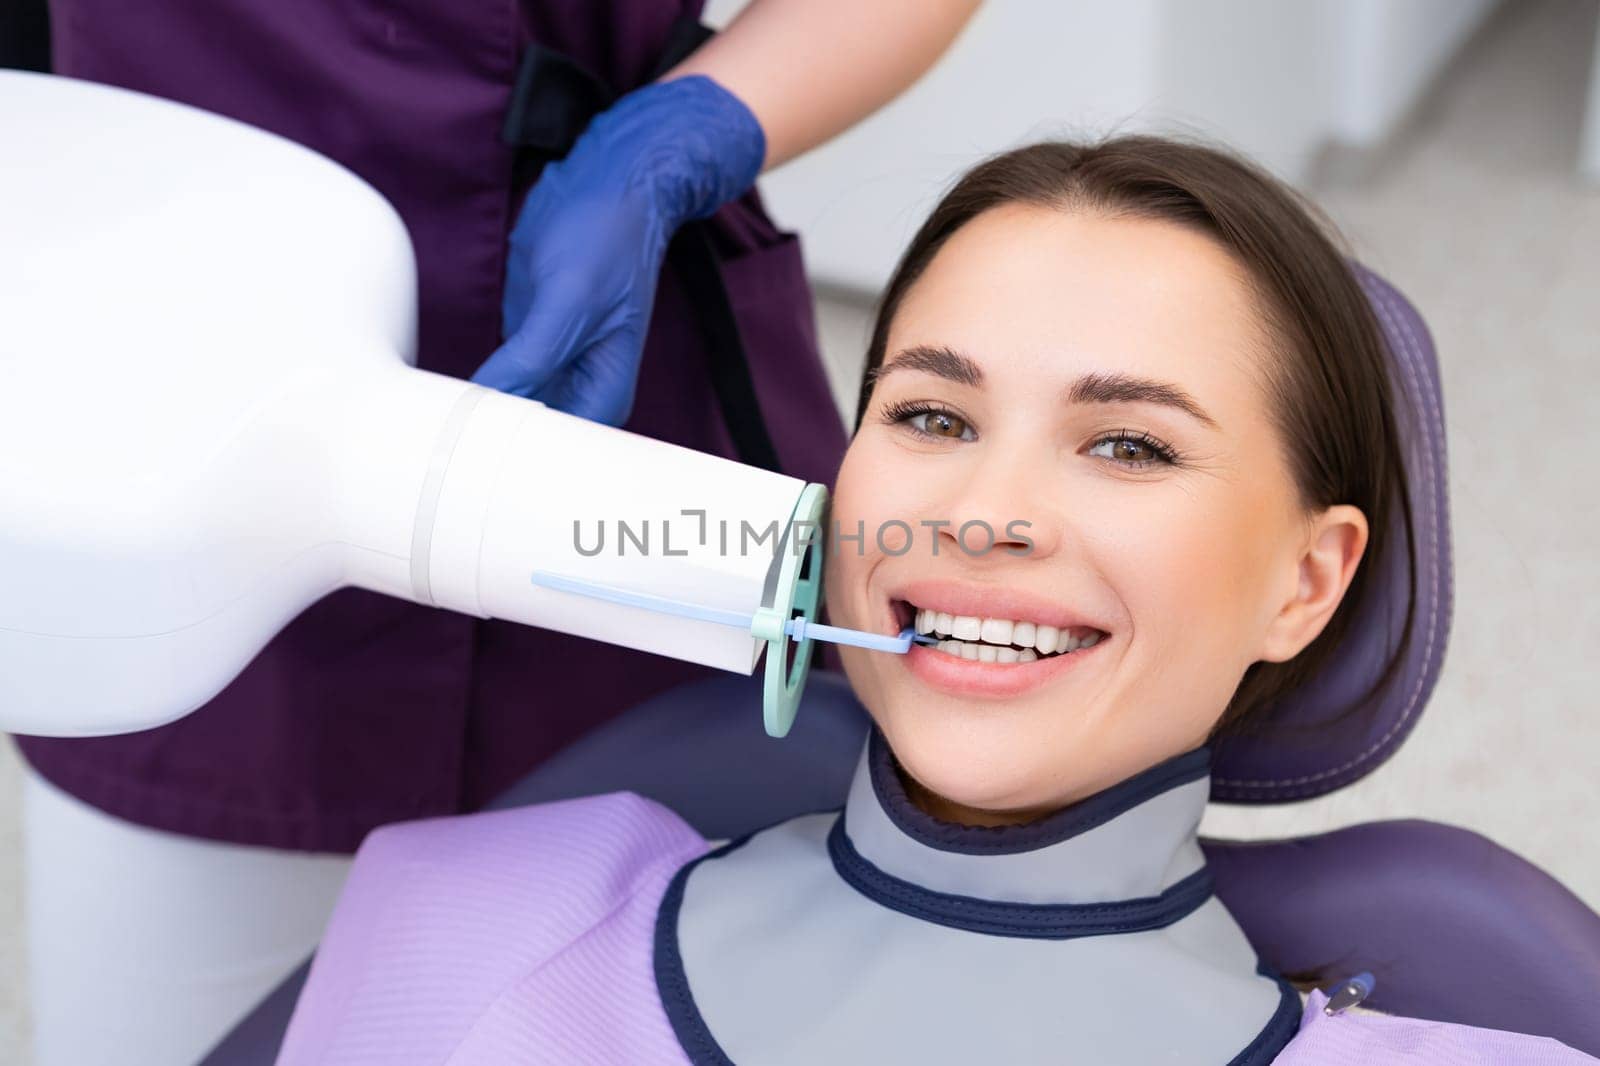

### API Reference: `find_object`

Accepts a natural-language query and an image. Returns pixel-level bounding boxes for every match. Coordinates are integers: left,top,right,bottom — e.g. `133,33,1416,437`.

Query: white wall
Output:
1583,8,1600,182
707,0,1169,291
707,0,1499,291
1331,0,1502,144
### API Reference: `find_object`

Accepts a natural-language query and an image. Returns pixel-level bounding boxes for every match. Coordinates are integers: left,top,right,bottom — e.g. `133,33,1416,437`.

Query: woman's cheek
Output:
1081,490,1220,657
836,446,914,553
821,508,864,632
824,447,888,630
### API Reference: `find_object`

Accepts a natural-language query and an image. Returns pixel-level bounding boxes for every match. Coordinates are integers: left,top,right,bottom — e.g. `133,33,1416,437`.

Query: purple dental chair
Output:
202,270,1600,1063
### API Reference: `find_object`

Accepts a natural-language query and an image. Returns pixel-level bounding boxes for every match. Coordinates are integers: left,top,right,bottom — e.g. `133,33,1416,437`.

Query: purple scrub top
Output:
15,0,849,852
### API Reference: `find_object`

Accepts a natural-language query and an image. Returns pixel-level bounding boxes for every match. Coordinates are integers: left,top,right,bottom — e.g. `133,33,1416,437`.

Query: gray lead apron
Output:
656,734,1301,1064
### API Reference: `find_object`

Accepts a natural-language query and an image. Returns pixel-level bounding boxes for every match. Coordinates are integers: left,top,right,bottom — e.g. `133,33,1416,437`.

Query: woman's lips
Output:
872,579,1113,699
885,578,1109,636
902,632,1108,699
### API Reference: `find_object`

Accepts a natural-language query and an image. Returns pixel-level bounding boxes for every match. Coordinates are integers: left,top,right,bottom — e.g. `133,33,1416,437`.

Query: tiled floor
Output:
3,0,1597,1061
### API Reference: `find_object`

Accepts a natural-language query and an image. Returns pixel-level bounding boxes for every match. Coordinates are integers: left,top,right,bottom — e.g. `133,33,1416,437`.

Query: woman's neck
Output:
891,734,1227,832
895,761,1068,828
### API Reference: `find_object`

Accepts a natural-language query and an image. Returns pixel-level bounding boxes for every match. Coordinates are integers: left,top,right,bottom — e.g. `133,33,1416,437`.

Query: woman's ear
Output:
1258,504,1369,663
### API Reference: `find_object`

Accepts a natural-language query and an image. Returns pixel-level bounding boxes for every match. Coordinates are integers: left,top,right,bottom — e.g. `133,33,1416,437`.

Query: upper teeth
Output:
913,607,1102,655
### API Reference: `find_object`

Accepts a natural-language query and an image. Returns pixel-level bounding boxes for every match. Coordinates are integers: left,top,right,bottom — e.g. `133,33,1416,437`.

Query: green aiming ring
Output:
750,482,828,738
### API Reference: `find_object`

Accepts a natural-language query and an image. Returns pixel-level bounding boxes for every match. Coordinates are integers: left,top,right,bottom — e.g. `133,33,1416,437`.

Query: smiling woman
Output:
827,136,1417,821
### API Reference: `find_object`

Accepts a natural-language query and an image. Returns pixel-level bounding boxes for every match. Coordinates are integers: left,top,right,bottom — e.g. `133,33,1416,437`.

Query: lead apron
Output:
656,735,1301,1065
19,0,848,852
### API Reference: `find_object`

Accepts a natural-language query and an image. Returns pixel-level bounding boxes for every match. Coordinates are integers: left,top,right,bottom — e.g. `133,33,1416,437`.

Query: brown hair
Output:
854,136,1416,736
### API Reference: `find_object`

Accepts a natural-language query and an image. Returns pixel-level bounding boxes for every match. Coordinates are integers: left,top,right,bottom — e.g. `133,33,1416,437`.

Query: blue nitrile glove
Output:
471,74,766,426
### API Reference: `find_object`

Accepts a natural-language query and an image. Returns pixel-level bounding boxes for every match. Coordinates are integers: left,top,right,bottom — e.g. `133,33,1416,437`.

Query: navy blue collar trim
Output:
654,837,747,1066
654,837,1297,1066
868,729,1212,856
1231,968,1303,1066
828,818,1214,939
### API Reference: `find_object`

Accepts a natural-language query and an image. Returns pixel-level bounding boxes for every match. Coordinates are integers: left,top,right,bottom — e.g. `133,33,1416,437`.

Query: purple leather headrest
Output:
1210,268,1453,803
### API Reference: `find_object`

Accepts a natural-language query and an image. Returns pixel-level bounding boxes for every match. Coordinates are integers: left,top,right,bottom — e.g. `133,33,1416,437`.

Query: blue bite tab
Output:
529,570,928,655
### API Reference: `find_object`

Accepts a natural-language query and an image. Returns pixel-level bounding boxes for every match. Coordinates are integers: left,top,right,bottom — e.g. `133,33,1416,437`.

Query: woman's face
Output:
826,203,1367,822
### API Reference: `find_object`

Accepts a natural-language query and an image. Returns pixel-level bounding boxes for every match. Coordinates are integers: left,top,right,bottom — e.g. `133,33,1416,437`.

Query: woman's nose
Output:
930,444,1060,561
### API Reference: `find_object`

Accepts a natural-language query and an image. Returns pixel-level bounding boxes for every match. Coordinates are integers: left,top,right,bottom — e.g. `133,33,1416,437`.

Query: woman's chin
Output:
875,709,1067,819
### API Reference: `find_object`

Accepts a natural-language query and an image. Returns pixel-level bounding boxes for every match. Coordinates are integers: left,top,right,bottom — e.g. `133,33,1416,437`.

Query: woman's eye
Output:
1089,432,1179,468
909,410,974,440
881,401,977,441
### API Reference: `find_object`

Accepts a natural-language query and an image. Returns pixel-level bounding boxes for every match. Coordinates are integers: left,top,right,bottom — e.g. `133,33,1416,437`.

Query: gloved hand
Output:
471,74,766,426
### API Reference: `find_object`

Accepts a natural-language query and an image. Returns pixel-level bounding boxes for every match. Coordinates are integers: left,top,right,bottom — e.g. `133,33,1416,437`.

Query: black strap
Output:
646,17,717,83
500,44,613,189
0,0,51,73
500,24,784,472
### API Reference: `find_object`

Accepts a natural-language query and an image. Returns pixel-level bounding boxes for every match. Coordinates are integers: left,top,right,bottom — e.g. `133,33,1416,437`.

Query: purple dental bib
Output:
278,731,1595,1064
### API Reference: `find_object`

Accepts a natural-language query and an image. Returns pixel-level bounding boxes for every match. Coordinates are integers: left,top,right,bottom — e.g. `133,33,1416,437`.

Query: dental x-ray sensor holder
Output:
534,480,828,737
530,480,949,736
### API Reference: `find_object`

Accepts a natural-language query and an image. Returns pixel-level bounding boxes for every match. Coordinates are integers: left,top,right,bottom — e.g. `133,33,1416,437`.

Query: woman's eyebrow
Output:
872,345,1219,430
867,344,983,388
1067,370,1220,430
